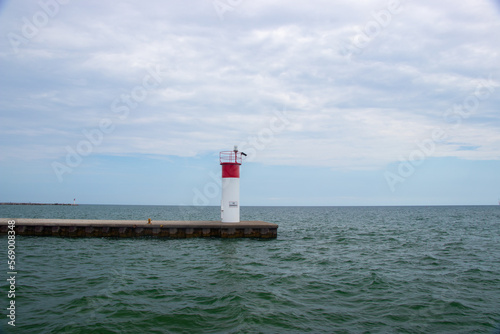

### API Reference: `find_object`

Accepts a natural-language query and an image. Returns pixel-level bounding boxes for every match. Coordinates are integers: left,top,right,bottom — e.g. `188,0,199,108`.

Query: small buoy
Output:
148,218,151,224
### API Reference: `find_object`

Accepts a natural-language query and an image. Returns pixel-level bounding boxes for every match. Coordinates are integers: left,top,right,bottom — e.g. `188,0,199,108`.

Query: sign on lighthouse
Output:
220,146,246,223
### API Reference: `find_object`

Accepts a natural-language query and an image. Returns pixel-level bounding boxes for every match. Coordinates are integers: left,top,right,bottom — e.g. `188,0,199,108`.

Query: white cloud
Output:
0,0,499,170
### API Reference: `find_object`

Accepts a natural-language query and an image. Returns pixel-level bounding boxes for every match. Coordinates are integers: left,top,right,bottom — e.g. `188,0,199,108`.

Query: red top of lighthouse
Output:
220,146,246,178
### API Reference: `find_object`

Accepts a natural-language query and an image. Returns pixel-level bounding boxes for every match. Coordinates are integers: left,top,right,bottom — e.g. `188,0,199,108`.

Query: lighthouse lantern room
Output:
220,146,245,223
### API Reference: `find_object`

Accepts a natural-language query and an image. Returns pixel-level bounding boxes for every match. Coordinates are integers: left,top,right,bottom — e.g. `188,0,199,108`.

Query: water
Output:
1,205,500,333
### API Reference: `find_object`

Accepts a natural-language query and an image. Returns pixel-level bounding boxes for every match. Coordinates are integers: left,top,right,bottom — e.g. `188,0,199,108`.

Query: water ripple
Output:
1,205,500,333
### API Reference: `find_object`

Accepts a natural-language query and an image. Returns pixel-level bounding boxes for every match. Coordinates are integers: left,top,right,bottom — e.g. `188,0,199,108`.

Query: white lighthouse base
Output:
221,178,240,223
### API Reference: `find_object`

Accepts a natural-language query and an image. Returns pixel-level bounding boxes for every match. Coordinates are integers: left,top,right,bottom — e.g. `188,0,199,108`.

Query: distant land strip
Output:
0,203,76,206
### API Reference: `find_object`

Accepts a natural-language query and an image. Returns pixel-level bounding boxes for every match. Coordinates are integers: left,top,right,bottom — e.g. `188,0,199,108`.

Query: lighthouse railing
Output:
220,151,242,164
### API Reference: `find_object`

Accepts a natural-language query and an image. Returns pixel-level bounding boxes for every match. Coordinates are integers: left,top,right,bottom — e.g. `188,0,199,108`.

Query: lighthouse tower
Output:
220,146,245,223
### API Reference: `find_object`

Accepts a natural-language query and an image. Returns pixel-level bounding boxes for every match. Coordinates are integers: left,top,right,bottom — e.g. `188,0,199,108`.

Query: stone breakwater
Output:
0,219,278,238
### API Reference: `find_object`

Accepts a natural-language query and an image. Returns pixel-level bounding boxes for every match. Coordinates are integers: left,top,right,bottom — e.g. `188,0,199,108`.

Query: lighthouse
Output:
220,146,246,223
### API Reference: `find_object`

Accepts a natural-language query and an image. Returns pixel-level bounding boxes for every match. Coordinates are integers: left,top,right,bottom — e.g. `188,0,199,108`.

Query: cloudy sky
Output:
1,0,499,206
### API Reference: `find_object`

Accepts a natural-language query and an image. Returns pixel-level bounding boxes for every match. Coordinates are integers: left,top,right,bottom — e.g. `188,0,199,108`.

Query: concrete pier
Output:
0,219,278,238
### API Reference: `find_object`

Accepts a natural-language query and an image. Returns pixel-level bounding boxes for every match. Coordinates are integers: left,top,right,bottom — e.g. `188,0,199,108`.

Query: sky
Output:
0,0,499,206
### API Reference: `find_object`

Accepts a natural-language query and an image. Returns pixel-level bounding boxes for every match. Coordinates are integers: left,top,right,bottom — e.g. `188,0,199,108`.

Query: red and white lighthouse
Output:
220,146,245,223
